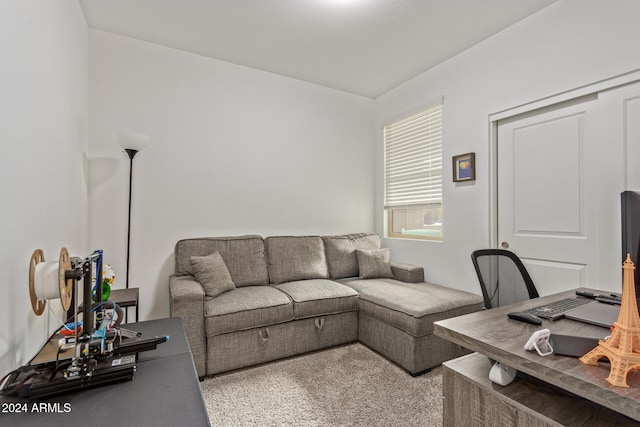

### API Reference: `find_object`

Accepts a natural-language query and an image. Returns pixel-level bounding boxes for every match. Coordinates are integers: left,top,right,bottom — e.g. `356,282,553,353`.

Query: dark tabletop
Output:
0,317,210,426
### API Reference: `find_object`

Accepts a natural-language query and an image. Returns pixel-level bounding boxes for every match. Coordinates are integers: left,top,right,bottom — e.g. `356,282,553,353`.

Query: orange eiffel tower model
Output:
580,254,640,387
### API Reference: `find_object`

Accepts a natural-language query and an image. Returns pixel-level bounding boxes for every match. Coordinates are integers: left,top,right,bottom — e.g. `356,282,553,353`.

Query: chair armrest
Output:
169,274,206,377
390,262,425,283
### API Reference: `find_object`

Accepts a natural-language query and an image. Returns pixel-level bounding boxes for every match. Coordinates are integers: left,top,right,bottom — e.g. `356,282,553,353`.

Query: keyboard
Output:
523,298,592,320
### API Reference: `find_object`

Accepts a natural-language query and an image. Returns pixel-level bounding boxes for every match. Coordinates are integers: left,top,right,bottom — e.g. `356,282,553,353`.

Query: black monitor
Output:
621,191,640,305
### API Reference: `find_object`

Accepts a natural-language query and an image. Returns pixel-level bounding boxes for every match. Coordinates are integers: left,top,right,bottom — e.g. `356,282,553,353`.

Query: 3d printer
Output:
0,248,167,398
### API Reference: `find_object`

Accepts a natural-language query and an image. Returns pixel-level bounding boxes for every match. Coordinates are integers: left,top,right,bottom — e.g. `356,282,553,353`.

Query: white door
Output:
599,81,640,190
497,95,619,296
595,81,640,283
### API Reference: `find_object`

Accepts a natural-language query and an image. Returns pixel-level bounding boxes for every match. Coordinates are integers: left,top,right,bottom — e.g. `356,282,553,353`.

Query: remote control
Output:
507,312,543,325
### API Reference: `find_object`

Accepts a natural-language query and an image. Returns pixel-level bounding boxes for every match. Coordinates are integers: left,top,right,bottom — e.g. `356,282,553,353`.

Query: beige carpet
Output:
201,343,443,426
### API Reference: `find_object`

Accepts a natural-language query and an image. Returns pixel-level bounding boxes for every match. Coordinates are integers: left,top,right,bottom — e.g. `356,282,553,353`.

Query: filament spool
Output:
28,247,73,315
58,247,72,311
29,249,46,315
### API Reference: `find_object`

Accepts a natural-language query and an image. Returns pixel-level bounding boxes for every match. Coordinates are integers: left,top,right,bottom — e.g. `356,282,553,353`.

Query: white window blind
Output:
384,104,442,209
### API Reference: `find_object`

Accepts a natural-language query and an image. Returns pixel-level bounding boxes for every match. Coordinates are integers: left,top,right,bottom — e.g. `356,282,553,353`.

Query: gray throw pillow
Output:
355,248,394,279
190,251,236,298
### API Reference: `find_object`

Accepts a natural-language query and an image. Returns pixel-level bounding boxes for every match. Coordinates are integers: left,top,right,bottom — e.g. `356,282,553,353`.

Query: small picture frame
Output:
453,152,476,182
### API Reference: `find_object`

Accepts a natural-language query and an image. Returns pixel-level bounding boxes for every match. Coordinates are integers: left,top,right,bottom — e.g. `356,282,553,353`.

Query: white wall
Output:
7,0,638,377
374,0,640,295
0,1,88,375
88,31,374,320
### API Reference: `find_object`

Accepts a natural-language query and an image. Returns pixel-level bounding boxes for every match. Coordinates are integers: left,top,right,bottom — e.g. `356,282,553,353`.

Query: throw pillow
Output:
190,251,236,298
355,248,394,279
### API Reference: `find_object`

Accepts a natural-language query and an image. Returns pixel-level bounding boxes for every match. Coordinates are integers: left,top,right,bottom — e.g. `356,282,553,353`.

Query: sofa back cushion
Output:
265,236,329,284
322,233,381,279
175,235,269,287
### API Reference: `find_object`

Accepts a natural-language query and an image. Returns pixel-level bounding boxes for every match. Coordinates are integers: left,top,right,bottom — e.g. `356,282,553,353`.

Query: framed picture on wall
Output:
452,152,475,182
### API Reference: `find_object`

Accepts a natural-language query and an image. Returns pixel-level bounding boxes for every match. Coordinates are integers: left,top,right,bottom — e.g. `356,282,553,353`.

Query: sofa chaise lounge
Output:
169,233,483,378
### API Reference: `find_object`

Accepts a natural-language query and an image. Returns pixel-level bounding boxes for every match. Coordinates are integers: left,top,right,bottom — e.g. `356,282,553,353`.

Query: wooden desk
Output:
434,288,640,424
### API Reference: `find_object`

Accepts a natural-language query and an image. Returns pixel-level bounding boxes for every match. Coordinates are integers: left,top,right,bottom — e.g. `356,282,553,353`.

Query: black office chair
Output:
471,249,539,309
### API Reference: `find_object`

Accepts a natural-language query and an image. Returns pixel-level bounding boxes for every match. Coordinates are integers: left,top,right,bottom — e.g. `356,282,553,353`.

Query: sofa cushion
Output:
356,248,394,279
175,236,269,287
190,251,236,298
275,279,359,319
390,262,425,283
340,278,484,337
265,236,329,284
204,286,293,336
322,233,381,279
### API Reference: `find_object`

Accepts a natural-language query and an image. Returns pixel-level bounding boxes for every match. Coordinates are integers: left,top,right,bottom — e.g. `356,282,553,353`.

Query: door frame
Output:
487,68,640,249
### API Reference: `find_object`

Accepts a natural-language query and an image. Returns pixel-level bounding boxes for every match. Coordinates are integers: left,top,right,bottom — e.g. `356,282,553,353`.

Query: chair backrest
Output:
471,249,539,309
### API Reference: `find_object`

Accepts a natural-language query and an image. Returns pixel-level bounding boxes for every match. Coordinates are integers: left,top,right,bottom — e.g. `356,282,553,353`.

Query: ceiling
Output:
79,0,557,98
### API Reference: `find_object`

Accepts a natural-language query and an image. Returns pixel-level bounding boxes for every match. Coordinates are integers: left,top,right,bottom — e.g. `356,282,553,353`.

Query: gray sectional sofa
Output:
169,233,483,378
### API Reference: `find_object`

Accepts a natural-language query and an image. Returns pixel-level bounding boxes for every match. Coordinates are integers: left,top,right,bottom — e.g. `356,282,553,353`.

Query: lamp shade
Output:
114,130,150,152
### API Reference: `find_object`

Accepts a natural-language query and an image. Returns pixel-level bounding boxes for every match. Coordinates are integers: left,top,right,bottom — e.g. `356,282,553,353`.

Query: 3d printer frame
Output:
0,251,167,399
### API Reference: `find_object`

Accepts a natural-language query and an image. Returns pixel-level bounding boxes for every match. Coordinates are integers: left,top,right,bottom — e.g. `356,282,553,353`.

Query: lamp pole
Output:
124,148,138,290
115,129,149,314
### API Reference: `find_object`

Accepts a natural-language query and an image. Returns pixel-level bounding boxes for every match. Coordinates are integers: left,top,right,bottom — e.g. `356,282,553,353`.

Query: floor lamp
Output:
115,130,150,292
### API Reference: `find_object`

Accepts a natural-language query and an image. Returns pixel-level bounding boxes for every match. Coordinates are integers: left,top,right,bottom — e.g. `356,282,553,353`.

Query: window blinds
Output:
384,104,443,209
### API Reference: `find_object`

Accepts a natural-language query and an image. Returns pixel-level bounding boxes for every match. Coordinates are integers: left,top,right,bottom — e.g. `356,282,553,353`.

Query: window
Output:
384,103,443,241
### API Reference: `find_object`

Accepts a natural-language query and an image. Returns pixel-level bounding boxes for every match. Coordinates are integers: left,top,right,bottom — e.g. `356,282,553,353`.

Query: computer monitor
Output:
621,190,640,306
